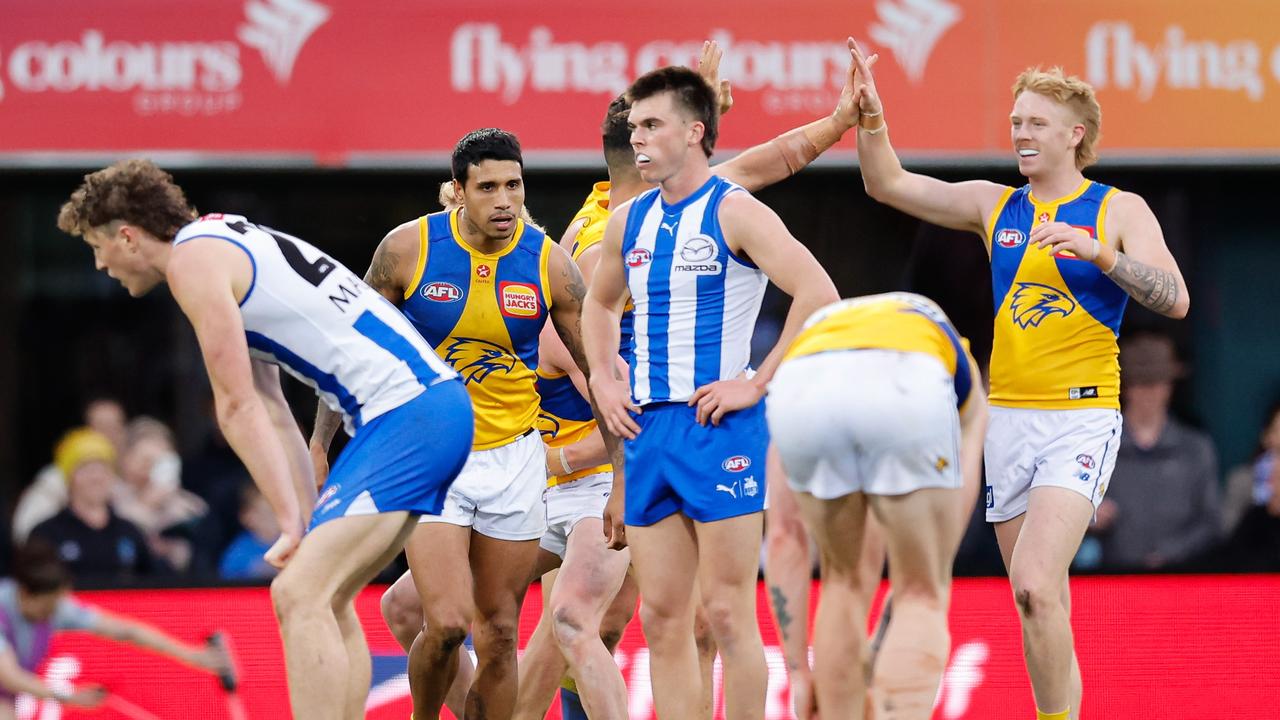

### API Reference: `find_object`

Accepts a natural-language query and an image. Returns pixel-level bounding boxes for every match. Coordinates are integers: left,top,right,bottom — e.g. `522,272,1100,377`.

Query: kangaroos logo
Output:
444,337,517,384
1010,282,1076,329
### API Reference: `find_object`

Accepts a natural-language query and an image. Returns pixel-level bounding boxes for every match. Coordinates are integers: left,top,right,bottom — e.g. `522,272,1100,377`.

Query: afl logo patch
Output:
315,483,340,509
422,281,463,303
626,248,652,267
1076,454,1096,469
500,281,540,318
680,235,718,262
722,455,751,473
995,229,1025,248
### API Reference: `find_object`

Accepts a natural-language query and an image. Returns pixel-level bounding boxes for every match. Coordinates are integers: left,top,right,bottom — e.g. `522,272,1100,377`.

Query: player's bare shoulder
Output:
366,218,423,302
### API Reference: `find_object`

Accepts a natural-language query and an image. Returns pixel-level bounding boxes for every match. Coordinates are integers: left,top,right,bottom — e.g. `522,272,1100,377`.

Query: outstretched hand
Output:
834,39,880,131
847,38,883,121
697,40,734,116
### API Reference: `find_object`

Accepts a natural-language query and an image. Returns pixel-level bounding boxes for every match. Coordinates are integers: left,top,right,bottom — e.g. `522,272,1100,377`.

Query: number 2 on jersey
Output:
226,220,336,287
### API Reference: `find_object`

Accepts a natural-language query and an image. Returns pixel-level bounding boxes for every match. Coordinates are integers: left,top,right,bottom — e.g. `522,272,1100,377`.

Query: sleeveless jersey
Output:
173,214,456,436
785,292,976,409
984,180,1127,410
401,210,553,450
535,368,611,487
622,176,767,405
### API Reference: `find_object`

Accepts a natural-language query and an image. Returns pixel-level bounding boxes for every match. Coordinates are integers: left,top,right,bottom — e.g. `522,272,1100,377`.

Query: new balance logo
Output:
238,0,331,85
868,0,961,84
716,482,739,499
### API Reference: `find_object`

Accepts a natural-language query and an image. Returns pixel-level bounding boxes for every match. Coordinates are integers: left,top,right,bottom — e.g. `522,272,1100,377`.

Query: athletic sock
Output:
1036,708,1070,720
560,686,589,720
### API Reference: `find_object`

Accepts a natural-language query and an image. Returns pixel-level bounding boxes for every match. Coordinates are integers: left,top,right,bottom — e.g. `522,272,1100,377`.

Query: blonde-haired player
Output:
847,39,1189,720
768,292,986,719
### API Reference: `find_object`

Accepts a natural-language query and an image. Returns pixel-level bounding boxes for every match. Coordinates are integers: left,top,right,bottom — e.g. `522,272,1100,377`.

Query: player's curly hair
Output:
57,158,197,240
1012,67,1102,170
627,66,718,158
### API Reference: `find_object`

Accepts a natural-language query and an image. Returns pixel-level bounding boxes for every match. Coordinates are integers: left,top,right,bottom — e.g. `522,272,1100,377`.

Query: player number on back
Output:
226,220,336,287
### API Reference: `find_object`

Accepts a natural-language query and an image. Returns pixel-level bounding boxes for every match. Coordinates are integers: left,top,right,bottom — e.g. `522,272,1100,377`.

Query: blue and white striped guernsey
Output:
621,175,768,406
173,214,458,437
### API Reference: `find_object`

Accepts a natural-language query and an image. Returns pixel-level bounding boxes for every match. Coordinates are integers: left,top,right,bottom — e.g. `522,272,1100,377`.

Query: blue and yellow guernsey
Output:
984,180,1127,410
535,368,611,487
569,182,636,361
784,292,977,410
402,210,553,450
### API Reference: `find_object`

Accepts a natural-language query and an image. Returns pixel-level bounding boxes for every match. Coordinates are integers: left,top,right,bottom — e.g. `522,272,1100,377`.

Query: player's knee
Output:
551,603,593,653
699,596,739,646
474,615,519,658
1011,577,1060,620
381,586,421,638
638,600,687,637
270,571,318,620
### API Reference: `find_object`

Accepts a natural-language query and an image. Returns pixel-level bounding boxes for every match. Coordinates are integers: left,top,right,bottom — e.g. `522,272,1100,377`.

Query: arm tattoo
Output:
554,257,592,376
1107,251,1179,314
363,243,401,299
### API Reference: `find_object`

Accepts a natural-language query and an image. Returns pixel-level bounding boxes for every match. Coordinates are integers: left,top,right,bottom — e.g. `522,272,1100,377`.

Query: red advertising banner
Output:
1,0,1280,166
21,575,1280,719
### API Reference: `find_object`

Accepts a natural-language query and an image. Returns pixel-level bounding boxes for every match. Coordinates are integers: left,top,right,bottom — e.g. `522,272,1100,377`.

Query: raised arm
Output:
310,221,422,480
847,38,1006,236
713,43,867,192
689,192,839,426
167,239,303,568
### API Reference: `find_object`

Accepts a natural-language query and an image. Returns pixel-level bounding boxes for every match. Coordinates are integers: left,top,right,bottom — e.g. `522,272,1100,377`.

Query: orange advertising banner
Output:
0,0,1277,165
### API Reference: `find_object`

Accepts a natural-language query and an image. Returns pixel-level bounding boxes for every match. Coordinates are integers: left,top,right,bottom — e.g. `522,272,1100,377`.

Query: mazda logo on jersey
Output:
994,229,1025,248
722,455,751,472
626,248,652,267
500,281,540,318
680,235,717,262
422,281,463,303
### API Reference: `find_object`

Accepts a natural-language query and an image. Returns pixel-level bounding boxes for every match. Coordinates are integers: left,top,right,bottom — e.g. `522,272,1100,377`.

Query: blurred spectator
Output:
114,418,208,572
12,398,128,542
1090,333,1221,570
218,484,279,581
27,429,163,583
1220,400,1280,570
1222,400,1280,534
83,397,128,454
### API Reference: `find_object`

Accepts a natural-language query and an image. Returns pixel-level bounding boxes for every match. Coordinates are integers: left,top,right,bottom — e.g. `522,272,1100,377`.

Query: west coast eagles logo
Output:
536,412,561,441
444,337,517,384
1010,282,1076,329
